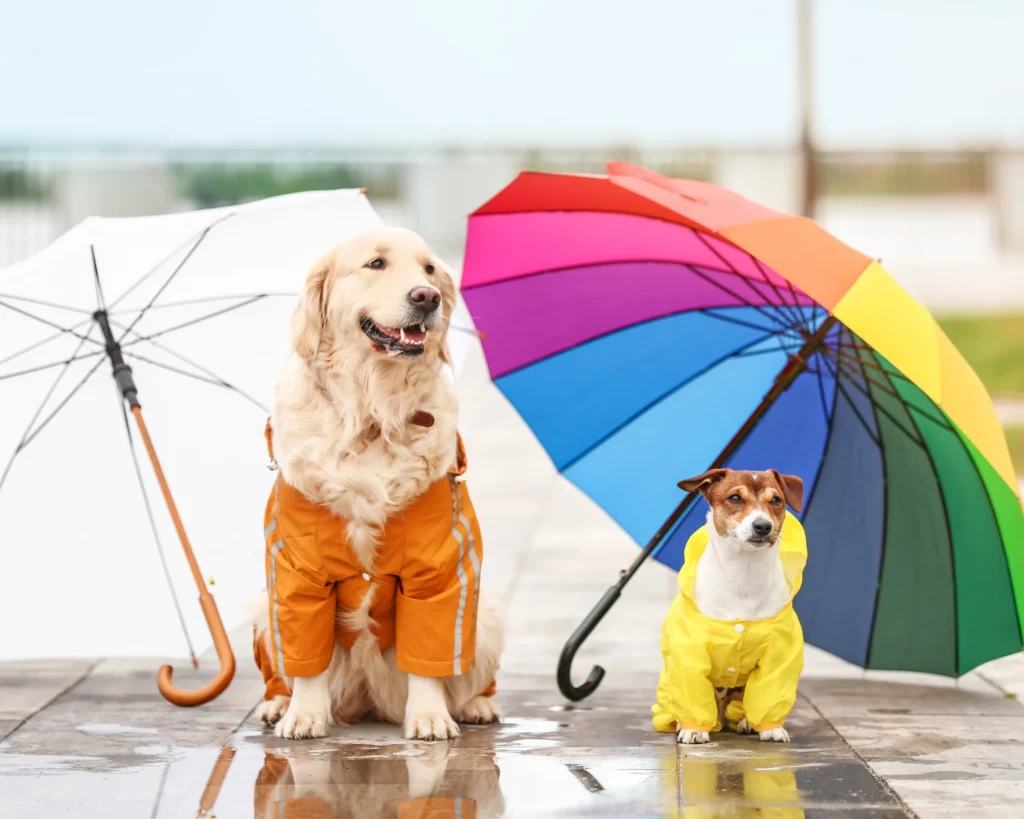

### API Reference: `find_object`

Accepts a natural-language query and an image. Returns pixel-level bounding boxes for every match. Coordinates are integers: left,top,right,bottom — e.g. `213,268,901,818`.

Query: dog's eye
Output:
366,257,386,270
425,263,435,275
728,494,742,503
771,496,783,506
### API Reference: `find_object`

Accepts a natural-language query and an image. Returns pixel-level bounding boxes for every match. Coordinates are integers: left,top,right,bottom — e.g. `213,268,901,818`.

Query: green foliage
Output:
937,313,1024,397
821,151,989,196
173,163,373,207
0,168,49,201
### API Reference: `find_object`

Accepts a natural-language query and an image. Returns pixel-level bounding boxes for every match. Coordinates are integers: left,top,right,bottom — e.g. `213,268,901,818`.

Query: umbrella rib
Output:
108,212,236,312
731,338,807,358
109,292,296,315
697,308,799,337
680,263,794,334
0,321,99,495
113,382,198,666
110,316,269,412
0,293,94,316
832,342,918,385
119,296,267,349
870,350,960,675
754,257,814,333
558,330,782,473
827,347,954,432
124,349,270,414
90,245,108,312
820,363,882,449
692,230,808,332
116,218,229,343
0,299,104,349
0,316,96,369
16,356,107,454
823,355,924,448
0,349,106,383
796,350,846,525
810,349,835,424
948,409,1024,648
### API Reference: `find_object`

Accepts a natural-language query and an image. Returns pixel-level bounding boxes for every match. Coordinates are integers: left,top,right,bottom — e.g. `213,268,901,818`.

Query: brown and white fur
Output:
254,227,503,741
675,468,804,746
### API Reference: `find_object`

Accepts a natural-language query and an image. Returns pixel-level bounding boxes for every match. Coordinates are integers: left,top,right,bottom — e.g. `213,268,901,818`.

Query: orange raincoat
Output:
254,421,484,698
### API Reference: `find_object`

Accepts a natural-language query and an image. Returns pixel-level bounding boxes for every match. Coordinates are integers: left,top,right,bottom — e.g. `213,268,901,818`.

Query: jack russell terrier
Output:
652,468,807,745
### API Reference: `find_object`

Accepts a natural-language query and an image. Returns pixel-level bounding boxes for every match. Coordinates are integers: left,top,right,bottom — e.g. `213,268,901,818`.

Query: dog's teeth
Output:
419,323,426,333
399,328,407,343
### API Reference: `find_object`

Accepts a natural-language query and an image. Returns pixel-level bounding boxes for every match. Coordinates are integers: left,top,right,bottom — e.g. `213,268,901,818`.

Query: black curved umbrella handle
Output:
557,585,621,701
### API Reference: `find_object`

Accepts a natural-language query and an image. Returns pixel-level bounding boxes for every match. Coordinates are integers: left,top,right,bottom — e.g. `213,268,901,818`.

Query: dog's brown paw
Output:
405,711,460,741
456,695,501,725
734,717,756,735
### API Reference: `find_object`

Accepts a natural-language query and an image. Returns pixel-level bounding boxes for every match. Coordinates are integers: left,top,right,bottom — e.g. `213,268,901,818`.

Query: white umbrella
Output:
0,190,479,705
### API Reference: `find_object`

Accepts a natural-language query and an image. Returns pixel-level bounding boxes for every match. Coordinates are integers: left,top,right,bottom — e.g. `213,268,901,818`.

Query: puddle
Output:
2,708,904,816
497,717,565,735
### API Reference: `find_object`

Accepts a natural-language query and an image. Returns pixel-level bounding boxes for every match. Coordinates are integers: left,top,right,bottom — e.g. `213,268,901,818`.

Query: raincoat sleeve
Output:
742,612,804,732
652,597,720,733
264,478,336,679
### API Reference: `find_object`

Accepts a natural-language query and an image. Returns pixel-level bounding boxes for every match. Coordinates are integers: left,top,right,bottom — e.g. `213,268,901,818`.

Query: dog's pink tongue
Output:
403,327,426,342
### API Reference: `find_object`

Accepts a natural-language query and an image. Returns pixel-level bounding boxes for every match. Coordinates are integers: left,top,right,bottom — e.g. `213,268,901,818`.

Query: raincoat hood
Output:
677,511,807,619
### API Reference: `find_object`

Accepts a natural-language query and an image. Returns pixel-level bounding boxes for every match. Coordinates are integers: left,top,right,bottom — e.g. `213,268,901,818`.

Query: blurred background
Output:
2,0,1023,480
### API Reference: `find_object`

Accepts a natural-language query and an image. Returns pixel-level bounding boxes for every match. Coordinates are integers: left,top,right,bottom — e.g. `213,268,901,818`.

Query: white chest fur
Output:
692,514,790,622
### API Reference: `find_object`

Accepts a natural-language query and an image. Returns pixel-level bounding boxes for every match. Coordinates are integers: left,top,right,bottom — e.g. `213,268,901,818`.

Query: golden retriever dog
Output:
253,228,503,741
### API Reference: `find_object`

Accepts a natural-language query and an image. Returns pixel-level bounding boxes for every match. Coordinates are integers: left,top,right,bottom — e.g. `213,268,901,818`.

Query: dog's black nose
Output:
408,287,441,314
752,519,773,538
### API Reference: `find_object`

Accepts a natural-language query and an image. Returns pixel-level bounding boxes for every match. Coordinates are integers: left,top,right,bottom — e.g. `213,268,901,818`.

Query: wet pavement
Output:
2,678,909,818
4,342,1024,816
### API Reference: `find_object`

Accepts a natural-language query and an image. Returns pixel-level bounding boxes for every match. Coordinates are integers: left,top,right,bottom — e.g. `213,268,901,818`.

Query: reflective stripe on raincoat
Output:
256,421,484,691
652,513,807,734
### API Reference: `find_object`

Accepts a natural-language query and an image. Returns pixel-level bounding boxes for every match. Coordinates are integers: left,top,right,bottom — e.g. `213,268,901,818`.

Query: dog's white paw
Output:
759,726,791,743
455,695,502,725
404,711,461,741
735,717,756,735
677,729,711,745
275,705,329,740
256,695,290,728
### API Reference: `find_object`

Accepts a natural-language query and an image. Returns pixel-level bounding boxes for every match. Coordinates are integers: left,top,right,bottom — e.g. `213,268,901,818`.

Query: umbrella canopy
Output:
0,190,478,663
462,162,1024,678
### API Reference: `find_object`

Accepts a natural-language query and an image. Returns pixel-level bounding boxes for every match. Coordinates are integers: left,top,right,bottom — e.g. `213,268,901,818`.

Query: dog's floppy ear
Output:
769,470,804,513
678,468,729,499
291,252,333,361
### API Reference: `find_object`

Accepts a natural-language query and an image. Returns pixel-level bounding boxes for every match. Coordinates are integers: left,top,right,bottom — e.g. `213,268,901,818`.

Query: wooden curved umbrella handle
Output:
129,406,237,707
158,593,236,707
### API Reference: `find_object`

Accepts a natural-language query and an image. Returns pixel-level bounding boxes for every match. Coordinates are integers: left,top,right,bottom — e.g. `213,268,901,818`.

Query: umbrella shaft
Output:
94,309,140,408
130,405,208,593
618,315,838,586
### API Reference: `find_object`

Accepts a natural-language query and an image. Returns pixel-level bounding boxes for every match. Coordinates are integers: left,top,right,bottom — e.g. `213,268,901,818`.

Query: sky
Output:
2,0,1023,148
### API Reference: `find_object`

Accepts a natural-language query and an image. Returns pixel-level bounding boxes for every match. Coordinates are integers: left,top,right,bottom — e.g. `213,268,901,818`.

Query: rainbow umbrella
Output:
461,162,1024,700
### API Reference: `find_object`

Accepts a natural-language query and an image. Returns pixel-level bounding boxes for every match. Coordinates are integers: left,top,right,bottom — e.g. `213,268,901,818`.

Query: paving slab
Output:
0,689,906,818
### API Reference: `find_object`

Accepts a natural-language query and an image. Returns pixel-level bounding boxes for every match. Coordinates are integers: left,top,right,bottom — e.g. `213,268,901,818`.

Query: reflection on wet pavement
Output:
0,689,907,817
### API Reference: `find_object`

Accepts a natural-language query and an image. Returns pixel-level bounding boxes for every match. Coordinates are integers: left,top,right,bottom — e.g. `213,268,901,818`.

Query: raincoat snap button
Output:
734,624,745,633
361,572,371,581
726,667,736,673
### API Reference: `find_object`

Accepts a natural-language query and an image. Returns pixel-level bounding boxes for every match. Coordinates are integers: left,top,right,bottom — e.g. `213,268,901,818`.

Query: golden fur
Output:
257,228,503,741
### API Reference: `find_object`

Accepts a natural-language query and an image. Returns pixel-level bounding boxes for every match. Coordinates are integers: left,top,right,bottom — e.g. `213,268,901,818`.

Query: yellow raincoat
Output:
652,513,806,734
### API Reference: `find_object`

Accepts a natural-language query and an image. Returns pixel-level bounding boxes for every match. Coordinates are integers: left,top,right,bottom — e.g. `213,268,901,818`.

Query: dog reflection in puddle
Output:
253,743,504,817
